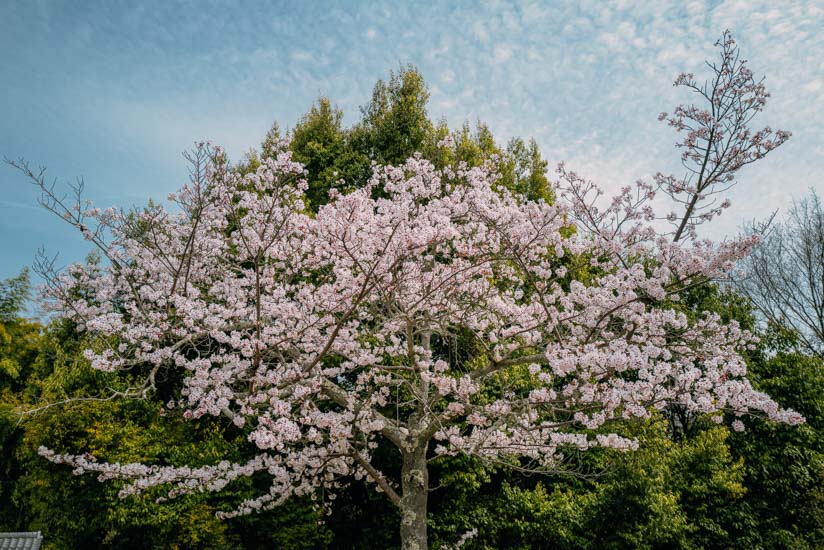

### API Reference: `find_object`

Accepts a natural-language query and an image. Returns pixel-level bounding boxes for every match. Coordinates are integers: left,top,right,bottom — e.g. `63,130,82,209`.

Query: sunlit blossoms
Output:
28,140,801,530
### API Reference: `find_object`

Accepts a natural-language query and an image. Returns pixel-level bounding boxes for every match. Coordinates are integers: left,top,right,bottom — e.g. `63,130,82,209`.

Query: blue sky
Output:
2,0,822,285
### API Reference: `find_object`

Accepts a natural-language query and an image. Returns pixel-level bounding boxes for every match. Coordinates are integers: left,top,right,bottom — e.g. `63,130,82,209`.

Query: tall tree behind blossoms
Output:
353,64,434,166
8,32,797,550
287,97,347,210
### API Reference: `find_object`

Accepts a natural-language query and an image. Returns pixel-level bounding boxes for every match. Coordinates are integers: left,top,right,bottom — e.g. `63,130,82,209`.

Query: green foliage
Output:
326,472,400,549
260,120,284,160
289,97,363,210
0,268,40,393
354,65,435,166
427,418,752,550
0,320,40,394
438,122,553,203
0,312,330,549
728,350,824,549
0,268,30,322
500,137,553,203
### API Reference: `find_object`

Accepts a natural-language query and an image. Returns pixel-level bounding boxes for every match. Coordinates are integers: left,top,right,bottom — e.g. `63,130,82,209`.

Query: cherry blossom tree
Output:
9,32,798,550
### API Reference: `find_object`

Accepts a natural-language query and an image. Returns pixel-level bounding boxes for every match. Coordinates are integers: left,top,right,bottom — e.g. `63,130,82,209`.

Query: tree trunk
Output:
399,445,429,550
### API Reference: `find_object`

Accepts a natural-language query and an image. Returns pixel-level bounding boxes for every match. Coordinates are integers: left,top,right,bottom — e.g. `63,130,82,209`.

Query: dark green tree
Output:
352,65,435,166
289,98,350,210
729,346,824,549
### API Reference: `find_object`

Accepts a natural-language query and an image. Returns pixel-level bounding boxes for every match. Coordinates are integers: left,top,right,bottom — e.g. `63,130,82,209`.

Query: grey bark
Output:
399,444,429,550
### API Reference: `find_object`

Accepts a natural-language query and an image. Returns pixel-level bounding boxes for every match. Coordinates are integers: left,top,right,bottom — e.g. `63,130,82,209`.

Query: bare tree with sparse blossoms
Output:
656,30,790,242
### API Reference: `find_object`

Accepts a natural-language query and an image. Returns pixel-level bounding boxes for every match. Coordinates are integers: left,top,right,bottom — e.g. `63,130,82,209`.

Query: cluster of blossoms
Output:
35,138,801,517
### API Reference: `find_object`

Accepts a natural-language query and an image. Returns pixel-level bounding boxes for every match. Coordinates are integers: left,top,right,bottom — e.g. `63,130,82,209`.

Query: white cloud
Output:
493,44,512,63
290,49,312,62
803,79,823,93
471,20,489,43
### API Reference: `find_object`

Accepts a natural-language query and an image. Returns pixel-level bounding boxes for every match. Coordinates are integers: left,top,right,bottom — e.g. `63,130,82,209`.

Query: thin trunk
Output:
399,445,429,550
673,128,715,243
